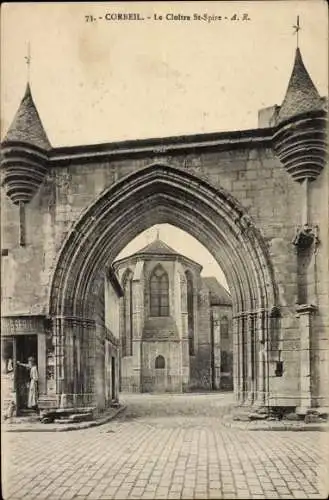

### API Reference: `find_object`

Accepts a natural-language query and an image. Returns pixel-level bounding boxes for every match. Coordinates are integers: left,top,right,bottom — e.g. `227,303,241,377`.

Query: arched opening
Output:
117,223,231,393
155,355,165,369
48,163,277,407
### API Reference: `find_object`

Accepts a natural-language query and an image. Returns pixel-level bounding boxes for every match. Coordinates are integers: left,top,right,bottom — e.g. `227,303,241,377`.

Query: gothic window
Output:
150,265,169,317
155,355,165,369
220,316,229,338
122,269,133,356
186,271,195,356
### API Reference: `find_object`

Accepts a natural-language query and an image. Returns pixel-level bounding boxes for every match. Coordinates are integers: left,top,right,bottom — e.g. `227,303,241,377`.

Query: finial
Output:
24,41,31,82
156,226,160,240
293,16,301,49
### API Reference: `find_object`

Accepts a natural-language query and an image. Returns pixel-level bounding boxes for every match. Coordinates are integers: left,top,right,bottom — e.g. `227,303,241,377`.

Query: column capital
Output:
295,304,317,316
233,309,261,320
292,224,319,249
52,315,95,328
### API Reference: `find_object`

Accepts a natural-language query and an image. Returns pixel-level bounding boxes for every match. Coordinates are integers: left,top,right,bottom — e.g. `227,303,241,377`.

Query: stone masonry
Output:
1,47,328,413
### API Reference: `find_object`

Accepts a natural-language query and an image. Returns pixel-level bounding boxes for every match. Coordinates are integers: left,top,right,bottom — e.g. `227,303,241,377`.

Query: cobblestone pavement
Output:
2,393,328,500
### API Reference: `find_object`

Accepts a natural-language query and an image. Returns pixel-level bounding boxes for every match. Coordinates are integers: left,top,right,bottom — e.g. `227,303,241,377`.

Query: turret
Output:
1,83,51,204
272,48,327,183
1,83,51,244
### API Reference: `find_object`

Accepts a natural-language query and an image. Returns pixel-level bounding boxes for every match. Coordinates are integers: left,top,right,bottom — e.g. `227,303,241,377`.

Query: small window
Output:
155,355,165,369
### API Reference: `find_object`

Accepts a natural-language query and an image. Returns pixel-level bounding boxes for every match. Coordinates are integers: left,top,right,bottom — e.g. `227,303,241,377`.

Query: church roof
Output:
3,83,51,149
135,239,180,256
114,237,203,271
277,48,324,124
202,277,232,306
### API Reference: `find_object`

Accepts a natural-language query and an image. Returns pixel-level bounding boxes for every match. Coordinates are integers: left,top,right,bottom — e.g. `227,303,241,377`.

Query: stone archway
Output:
48,163,278,408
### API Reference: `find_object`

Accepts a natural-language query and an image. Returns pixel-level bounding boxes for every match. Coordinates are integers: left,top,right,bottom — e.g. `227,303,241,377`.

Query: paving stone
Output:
208,489,223,499
236,489,250,496
2,393,326,500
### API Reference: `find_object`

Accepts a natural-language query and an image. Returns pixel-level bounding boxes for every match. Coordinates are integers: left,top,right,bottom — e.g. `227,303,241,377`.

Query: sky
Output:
1,1,327,145
1,1,327,289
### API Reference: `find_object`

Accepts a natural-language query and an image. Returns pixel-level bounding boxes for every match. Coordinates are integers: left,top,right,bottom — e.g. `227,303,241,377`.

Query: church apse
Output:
113,237,233,394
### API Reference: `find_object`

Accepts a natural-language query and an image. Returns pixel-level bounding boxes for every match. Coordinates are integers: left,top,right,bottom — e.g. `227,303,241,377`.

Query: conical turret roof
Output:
277,48,324,124
3,83,51,149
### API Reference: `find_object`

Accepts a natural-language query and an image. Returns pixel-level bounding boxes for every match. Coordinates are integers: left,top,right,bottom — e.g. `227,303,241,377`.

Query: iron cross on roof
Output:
293,16,301,48
24,42,31,82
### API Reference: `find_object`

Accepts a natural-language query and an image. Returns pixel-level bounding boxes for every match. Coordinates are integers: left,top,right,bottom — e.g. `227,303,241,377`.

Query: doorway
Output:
154,355,166,392
15,335,38,413
1,334,38,414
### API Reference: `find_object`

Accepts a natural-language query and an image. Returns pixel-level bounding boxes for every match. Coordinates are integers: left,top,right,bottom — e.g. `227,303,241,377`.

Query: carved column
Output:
235,312,247,404
84,318,96,407
132,279,143,392
37,333,47,395
212,311,221,391
254,309,268,407
52,315,96,408
296,304,317,411
232,315,240,403
293,223,319,411
53,316,65,406
180,274,189,391
246,312,256,404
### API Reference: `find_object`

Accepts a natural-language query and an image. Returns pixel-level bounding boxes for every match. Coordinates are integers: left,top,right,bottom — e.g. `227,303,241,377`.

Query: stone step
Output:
40,407,96,424
54,413,94,424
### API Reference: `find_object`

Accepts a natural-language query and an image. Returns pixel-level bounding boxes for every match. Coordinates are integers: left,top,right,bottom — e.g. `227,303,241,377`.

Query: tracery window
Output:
150,265,169,317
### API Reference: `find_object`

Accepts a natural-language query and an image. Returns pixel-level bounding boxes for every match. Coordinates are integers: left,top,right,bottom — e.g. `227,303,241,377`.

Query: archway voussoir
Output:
49,163,277,327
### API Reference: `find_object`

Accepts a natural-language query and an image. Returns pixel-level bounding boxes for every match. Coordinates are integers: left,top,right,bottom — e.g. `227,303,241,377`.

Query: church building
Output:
113,237,233,393
1,43,328,415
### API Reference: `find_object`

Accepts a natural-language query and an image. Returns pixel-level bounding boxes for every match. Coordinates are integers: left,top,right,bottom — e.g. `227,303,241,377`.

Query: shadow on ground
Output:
116,392,235,425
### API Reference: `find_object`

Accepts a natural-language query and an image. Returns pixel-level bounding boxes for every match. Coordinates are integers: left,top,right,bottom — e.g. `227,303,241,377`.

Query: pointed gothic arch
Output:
48,162,278,406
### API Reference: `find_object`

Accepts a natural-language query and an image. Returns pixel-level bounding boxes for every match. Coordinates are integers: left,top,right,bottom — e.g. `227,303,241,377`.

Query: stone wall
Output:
141,341,182,393
189,283,212,391
1,146,301,318
1,135,328,408
211,304,233,391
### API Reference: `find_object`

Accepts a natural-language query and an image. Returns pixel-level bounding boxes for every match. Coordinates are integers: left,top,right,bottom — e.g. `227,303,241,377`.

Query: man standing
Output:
17,357,39,411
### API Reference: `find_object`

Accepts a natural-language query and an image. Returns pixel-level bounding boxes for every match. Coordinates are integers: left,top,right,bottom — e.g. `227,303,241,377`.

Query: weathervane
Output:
24,41,31,82
293,16,301,48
